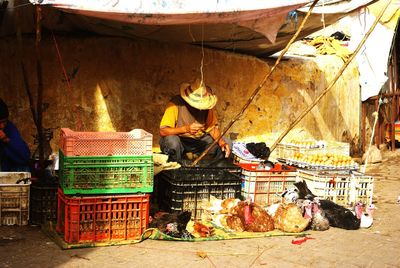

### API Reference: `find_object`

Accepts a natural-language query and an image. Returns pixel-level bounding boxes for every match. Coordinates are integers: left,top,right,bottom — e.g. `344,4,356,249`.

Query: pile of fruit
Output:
288,152,357,169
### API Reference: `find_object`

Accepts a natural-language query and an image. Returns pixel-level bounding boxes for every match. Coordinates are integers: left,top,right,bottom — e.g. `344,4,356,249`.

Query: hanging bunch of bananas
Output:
308,36,352,61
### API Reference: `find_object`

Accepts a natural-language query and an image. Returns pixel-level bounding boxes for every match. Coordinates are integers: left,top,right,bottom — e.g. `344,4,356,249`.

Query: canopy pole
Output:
269,0,392,153
15,0,38,127
191,0,320,166
35,5,46,165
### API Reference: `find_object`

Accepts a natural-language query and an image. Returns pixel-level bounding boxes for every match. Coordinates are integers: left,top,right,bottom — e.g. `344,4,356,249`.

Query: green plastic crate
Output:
59,150,153,194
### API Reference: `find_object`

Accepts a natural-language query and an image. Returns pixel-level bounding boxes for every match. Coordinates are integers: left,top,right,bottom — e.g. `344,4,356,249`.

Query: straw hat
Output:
180,78,218,110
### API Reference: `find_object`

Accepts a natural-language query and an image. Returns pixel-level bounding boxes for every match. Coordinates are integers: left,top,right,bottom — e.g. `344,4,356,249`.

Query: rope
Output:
6,2,31,9
321,0,326,31
191,0,321,166
269,0,392,153
200,24,205,87
51,31,83,130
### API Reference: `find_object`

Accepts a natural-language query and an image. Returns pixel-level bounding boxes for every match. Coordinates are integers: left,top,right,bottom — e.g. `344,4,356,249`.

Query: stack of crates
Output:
56,128,153,245
276,140,374,207
0,172,31,226
296,169,374,206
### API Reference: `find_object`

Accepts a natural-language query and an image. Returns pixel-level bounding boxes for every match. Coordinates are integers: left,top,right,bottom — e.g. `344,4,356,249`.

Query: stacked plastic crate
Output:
56,128,153,245
276,140,373,206
30,182,58,225
239,163,298,206
156,164,242,220
0,172,31,226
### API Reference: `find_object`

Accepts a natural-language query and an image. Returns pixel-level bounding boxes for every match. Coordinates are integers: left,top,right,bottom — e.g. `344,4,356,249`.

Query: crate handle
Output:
226,170,241,178
16,178,30,184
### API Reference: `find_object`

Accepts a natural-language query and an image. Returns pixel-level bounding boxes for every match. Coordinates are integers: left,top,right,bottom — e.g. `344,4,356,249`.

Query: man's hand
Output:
187,123,205,135
218,140,231,158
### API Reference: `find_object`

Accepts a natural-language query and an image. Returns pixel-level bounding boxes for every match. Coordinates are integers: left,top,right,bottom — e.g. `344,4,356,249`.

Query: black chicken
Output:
294,181,362,230
149,211,193,238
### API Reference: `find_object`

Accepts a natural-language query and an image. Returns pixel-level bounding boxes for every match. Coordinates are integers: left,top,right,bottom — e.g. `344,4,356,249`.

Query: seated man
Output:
159,78,231,162
0,98,31,171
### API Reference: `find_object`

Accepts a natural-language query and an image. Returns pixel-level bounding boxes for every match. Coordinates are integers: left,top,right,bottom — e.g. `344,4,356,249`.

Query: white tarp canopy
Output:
348,11,396,101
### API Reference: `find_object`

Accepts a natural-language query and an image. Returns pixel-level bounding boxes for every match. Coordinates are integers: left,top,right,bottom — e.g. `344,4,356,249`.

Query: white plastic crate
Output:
326,141,350,156
276,143,326,160
0,172,31,226
277,141,350,161
297,169,373,206
240,163,297,206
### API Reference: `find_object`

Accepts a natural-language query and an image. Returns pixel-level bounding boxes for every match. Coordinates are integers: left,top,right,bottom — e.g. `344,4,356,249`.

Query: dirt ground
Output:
1,149,400,268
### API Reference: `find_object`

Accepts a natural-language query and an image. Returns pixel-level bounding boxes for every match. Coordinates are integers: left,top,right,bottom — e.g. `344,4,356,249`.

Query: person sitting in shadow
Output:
0,98,30,172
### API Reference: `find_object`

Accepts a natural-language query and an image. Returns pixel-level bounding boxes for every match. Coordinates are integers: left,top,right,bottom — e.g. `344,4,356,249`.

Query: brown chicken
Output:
231,201,275,232
190,221,215,238
214,214,245,232
201,196,241,223
273,203,310,233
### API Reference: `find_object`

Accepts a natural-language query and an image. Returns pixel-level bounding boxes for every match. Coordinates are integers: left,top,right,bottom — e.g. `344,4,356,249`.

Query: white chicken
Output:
359,203,376,229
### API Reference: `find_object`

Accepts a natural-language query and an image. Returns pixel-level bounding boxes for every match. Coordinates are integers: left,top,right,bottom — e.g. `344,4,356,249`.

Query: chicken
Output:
149,211,192,238
186,221,215,238
359,203,376,228
266,203,281,217
294,181,362,230
202,196,240,214
273,203,310,233
201,196,241,222
231,201,275,232
281,188,299,203
214,214,245,232
322,199,363,230
221,198,241,214
202,197,274,233
309,198,330,231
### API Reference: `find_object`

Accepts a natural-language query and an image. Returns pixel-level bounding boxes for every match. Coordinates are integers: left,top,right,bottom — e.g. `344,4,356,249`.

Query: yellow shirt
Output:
160,100,218,139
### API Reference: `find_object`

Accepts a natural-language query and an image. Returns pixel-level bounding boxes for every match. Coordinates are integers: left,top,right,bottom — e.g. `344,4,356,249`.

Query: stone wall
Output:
0,36,360,155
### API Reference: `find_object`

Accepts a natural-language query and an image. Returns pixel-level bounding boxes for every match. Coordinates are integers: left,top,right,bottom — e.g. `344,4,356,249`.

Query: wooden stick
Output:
15,0,38,126
35,5,45,164
269,0,392,152
192,0,320,166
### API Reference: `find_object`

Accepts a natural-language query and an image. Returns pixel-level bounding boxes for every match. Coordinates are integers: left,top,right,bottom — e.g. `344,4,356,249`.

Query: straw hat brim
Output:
180,83,217,110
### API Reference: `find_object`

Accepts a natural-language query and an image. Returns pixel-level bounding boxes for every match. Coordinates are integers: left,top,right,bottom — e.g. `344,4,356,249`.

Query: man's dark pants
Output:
159,134,232,162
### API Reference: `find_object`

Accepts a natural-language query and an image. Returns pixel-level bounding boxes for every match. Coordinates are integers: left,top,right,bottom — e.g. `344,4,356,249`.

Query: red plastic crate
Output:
240,163,297,206
60,128,153,156
56,188,149,244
